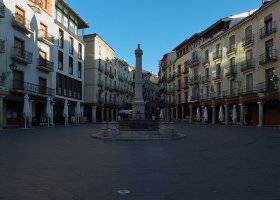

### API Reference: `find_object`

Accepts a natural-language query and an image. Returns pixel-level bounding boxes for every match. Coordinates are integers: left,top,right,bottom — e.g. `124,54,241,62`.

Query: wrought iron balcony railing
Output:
12,80,54,96
212,50,222,61
259,22,277,39
37,58,54,72
241,60,255,72
11,47,33,64
38,29,54,45
242,36,254,47
12,13,32,34
225,65,237,78
259,49,278,65
226,44,237,55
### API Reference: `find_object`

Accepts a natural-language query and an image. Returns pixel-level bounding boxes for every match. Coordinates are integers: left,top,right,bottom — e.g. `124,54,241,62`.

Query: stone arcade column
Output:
116,108,119,121
51,103,54,125
171,107,174,121
106,108,109,122
181,106,185,120
92,106,97,123
111,109,114,122
101,107,104,122
132,44,145,120
166,107,169,121
175,106,178,120
0,97,3,129
212,105,216,125
258,101,264,127
224,104,229,125
189,105,193,123
239,104,244,126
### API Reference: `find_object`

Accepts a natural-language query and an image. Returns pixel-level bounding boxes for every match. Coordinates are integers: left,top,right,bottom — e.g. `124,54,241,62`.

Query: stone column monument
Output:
132,44,145,120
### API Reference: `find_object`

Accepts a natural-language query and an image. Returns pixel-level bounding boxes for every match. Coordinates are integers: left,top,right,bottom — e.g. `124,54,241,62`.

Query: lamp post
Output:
271,70,279,90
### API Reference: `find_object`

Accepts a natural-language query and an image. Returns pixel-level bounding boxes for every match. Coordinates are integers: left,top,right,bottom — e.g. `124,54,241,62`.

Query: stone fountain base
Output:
91,121,185,141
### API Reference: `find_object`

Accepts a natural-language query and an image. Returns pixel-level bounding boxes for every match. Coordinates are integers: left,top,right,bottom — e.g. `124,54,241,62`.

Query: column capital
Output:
257,101,263,105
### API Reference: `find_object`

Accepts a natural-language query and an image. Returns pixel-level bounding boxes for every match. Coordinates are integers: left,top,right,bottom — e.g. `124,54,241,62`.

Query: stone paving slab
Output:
0,123,280,200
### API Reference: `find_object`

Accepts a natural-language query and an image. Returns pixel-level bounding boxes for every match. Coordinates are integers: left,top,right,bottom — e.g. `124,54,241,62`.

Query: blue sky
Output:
67,0,262,73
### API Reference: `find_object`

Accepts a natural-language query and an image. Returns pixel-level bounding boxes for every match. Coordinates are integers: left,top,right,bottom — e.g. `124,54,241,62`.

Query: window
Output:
40,23,47,37
78,62,82,78
78,43,82,59
246,50,252,62
69,18,77,35
246,73,253,92
217,82,221,95
265,39,274,56
58,29,64,48
264,14,273,34
245,25,252,41
15,6,25,26
205,50,209,60
58,51,63,70
229,35,235,50
69,57,73,75
216,64,221,75
69,37,74,54
205,68,209,78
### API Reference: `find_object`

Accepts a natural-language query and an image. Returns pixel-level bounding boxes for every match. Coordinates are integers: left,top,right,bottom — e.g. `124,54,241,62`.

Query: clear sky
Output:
67,0,262,73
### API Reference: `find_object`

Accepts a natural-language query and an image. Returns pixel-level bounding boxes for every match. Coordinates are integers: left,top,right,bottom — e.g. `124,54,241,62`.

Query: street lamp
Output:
271,70,279,89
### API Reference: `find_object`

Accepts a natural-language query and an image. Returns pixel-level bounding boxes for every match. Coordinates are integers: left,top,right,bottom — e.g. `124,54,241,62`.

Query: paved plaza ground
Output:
0,123,280,200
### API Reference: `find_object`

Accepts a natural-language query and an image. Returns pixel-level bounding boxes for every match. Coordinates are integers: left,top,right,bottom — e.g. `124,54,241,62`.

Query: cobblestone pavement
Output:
0,123,280,200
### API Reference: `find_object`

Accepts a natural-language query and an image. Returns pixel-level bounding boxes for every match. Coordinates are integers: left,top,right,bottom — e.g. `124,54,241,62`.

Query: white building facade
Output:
0,0,88,128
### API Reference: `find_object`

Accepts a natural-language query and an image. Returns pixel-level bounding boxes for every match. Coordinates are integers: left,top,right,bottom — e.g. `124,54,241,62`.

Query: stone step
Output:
119,131,159,135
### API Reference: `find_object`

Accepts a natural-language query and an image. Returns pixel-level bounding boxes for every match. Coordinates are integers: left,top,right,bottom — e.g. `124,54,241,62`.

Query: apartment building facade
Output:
159,0,280,126
0,0,88,128
83,33,133,123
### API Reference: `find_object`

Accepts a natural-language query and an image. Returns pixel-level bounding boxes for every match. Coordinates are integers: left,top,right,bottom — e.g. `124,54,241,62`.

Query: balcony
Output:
182,66,189,74
201,75,210,84
259,22,277,39
239,84,258,95
259,49,278,65
212,70,223,81
212,50,222,61
0,39,4,53
175,70,181,77
241,60,255,72
0,2,5,18
189,75,200,85
104,68,109,76
182,82,189,89
98,97,104,104
118,76,124,82
38,30,54,46
11,47,33,64
12,13,33,34
37,58,54,72
225,65,237,78
175,85,181,91
190,94,200,102
98,80,104,87
202,57,210,66
258,82,277,93
226,44,237,56
223,88,239,98
188,57,200,68
109,72,114,79
104,83,109,90
242,36,254,48
12,80,54,96
98,65,103,72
